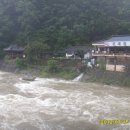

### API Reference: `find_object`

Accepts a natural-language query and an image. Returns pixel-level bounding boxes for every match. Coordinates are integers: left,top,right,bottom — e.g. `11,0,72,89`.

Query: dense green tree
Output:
0,0,130,53
25,41,50,63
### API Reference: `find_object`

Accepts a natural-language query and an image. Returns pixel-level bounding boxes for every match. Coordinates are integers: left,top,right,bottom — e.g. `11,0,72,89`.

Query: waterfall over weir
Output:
73,73,84,82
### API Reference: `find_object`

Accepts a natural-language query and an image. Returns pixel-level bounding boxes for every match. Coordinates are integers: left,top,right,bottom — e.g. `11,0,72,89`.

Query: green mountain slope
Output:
0,0,130,51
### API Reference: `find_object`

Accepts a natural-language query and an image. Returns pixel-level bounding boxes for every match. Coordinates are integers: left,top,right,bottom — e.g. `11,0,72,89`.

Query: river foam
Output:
0,71,129,130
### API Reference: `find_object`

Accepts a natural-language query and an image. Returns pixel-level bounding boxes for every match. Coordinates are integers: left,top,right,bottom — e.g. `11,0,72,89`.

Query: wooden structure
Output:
92,36,130,72
4,45,24,59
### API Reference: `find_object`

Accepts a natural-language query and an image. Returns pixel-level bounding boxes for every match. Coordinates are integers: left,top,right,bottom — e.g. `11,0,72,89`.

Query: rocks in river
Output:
22,76,36,81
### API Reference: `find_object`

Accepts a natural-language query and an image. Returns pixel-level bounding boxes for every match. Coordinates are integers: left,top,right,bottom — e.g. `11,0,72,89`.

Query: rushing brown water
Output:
0,71,130,130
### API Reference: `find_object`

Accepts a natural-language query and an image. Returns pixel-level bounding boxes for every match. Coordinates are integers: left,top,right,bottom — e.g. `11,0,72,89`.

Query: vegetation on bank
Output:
41,58,87,80
15,57,83,80
39,59,78,80
2,55,130,87
14,57,130,87
83,68,130,87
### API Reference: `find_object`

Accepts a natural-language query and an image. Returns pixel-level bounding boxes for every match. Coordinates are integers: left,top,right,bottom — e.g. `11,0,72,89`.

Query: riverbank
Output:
0,59,130,87
0,59,80,80
82,69,130,87
21,66,130,88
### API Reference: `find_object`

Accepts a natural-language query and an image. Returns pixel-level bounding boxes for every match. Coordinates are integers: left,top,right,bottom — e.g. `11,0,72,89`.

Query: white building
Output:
92,35,130,72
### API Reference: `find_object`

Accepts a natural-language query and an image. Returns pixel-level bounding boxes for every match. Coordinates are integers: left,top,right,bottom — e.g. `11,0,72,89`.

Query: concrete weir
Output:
73,73,84,82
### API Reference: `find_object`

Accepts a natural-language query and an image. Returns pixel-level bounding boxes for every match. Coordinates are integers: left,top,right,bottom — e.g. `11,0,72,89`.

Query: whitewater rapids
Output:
0,71,129,130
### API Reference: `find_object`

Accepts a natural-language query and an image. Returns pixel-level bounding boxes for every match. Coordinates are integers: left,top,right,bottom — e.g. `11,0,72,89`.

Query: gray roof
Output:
65,46,91,53
4,45,24,52
106,36,130,42
93,35,130,44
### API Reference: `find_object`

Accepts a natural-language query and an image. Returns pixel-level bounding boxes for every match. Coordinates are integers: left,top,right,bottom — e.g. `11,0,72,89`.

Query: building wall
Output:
95,56,130,72
96,57,106,63
106,64,125,72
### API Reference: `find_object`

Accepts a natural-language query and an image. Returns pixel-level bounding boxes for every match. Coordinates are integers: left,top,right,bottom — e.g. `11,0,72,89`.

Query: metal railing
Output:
92,51,130,57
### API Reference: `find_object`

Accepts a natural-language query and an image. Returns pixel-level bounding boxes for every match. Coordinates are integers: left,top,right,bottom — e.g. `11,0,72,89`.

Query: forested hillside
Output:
0,0,130,51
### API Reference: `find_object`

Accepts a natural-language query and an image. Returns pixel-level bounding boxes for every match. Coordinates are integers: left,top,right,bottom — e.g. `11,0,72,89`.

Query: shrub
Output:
4,55,11,64
122,77,130,87
59,69,77,80
40,66,49,77
124,61,130,76
47,59,59,73
104,80,113,85
16,58,27,69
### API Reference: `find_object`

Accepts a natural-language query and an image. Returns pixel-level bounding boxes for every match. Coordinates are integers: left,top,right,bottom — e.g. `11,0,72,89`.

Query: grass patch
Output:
58,69,77,80
40,66,78,80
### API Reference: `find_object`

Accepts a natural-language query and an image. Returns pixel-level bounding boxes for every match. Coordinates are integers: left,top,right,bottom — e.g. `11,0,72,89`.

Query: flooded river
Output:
0,71,130,130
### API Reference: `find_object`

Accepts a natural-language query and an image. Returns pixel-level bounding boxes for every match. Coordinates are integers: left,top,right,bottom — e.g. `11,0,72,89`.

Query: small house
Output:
65,46,92,59
4,44,24,59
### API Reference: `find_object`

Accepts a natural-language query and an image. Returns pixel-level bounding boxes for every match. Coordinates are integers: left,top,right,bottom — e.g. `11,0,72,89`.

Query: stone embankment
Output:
0,60,17,72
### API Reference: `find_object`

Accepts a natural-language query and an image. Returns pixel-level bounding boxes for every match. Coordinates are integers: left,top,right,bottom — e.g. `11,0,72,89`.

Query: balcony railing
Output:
92,51,130,57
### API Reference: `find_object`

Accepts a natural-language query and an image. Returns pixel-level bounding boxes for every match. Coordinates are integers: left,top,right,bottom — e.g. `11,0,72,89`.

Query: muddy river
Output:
0,71,130,130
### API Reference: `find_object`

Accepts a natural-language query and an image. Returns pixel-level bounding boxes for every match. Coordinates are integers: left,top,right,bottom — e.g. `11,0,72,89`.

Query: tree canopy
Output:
0,0,130,52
